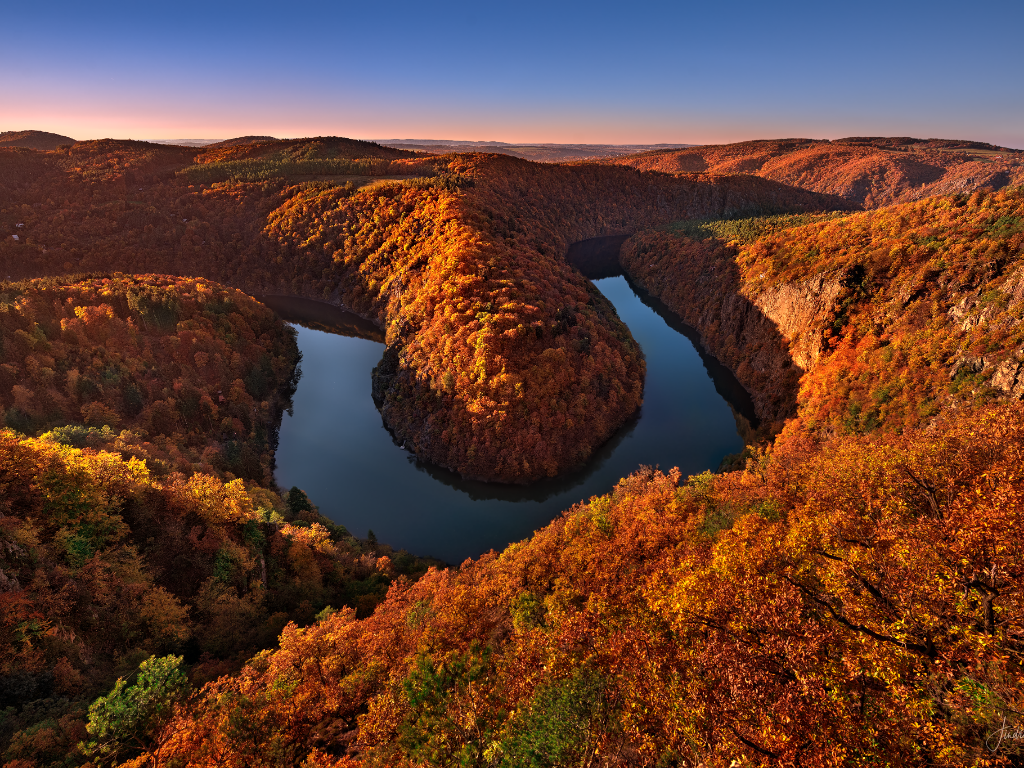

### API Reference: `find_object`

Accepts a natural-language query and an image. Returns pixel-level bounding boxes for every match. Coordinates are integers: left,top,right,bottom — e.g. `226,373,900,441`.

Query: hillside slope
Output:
199,136,278,148
0,140,850,483
619,188,1024,438
6,189,1024,763
0,131,76,151
378,140,693,163
614,137,1024,208
122,185,1024,768
0,274,299,484
0,274,440,766
0,426,438,763
2,138,1024,765
138,402,1024,767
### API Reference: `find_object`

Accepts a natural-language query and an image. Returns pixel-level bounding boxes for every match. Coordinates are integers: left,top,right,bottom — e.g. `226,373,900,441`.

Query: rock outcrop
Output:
990,353,1024,398
618,231,849,432
751,273,846,370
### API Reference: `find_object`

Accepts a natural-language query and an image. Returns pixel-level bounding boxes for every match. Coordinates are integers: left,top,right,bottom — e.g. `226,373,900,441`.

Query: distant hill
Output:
192,135,421,165
378,139,695,163
148,138,226,147
203,136,279,148
612,137,1024,207
0,130,75,150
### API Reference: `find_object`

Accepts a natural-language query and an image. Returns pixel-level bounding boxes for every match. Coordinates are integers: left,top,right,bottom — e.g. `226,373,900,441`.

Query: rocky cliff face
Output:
989,353,1024,399
618,231,847,433
751,273,846,371
623,188,1024,443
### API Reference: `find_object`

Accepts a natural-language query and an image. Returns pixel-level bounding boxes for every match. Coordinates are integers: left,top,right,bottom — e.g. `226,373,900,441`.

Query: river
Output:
271,275,751,564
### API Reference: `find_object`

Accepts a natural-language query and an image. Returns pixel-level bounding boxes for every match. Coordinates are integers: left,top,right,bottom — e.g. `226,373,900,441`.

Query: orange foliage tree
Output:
0,273,301,483
141,402,1024,767
0,429,437,766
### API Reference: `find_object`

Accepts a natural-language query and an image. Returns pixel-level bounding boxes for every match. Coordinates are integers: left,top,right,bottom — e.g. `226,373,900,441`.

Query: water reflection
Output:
255,294,383,341
272,277,745,564
622,276,760,431
399,409,641,504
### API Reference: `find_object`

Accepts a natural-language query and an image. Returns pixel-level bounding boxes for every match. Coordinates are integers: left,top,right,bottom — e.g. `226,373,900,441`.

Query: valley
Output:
274,274,745,565
1,133,1023,766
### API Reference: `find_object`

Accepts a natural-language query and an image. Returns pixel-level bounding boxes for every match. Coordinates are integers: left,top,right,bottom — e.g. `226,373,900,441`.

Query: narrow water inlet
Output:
255,293,383,341
566,235,759,428
566,234,633,279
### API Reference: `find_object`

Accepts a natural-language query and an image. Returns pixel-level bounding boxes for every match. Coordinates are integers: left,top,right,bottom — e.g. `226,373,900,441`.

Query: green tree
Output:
81,655,189,764
286,486,315,519
399,643,500,767
499,670,610,768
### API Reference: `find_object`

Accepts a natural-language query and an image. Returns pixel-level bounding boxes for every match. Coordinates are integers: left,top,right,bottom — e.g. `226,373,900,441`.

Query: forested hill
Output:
200,136,277,148
190,135,422,166
621,187,1024,436
612,136,1024,208
0,139,849,484
0,274,300,484
3,133,1024,765
0,131,76,150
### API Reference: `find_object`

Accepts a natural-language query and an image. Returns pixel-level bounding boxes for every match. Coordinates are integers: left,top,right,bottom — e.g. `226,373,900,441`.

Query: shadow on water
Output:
566,234,632,279
255,293,384,342
566,235,759,430
400,409,642,503
623,276,759,430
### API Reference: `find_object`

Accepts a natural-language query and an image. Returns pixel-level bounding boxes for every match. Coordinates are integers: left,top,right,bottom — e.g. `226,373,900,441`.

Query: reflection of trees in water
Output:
620,275,760,431
400,410,642,503
566,235,631,279
568,238,758,431
255,294,384,342
265,290,644,503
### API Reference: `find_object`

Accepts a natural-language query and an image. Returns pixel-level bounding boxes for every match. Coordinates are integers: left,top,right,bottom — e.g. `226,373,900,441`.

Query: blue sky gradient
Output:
4,0,1022,146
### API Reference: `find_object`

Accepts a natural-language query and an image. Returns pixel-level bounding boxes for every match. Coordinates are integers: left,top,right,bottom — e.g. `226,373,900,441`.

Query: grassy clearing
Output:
295,175,426,191
661,211,852,244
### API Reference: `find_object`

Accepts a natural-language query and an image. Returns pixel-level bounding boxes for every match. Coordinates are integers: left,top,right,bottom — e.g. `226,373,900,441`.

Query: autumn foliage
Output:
0,273,300,483
622,187,1024,439
0,132,76,151
4,133,1024,766
0,427,436,766
137,402,1024,767
613,137,1024,208
258,154,847,481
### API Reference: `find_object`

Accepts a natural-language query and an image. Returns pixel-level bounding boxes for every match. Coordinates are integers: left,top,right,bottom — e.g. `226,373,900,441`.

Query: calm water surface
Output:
274,276,746,563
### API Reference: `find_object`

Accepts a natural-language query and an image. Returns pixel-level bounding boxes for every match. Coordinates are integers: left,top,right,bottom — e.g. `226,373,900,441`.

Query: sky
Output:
3,0,1023,148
